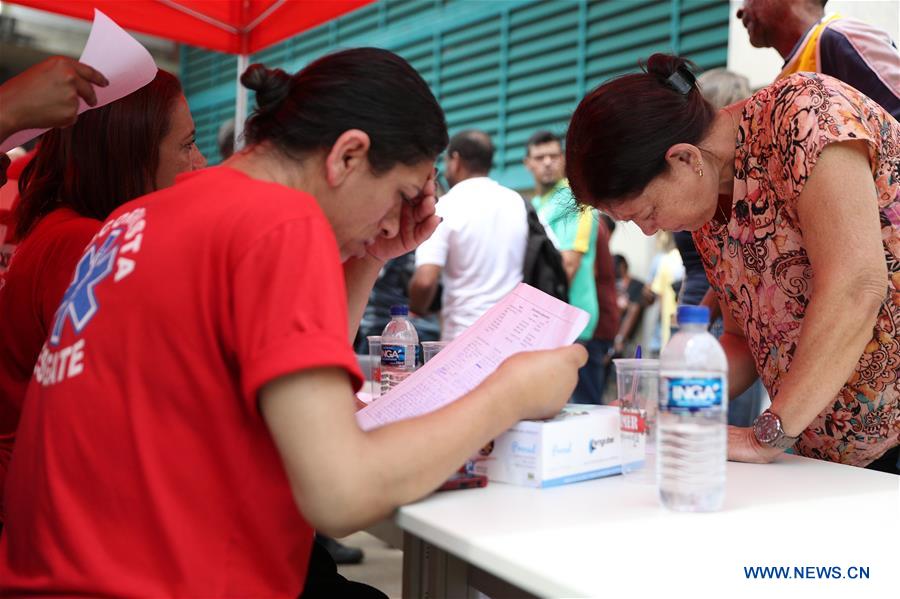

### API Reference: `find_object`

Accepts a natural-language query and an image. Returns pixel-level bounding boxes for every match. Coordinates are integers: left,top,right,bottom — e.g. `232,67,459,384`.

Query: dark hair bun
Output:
645,53,694,79
241,64,291,111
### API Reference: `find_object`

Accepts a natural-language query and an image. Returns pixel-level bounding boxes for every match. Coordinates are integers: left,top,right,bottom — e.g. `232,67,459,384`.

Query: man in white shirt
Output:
410,130,527,341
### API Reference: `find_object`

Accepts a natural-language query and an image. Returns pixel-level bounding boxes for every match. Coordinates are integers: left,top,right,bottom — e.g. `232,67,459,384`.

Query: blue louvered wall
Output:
181,0,730,189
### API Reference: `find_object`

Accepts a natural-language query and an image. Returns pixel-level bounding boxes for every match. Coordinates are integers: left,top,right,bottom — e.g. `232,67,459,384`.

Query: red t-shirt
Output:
0,167,363,596
0,150,37,279
0,208,100,505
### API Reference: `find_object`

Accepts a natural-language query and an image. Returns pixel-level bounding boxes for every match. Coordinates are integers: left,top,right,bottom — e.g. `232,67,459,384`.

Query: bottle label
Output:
620,408,646,434
663,376,724,411
382,344,411,367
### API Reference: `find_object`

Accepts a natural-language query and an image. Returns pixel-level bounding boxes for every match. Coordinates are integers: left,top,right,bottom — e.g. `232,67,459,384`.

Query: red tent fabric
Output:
7,0,375,54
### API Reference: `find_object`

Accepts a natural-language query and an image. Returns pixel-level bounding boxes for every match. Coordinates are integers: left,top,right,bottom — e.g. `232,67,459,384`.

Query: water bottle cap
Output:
390,304,409,316
677,304,709,325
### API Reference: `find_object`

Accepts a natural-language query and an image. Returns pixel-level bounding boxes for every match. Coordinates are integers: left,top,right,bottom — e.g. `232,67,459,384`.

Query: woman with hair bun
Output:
0,48,586,596
566,53,899,472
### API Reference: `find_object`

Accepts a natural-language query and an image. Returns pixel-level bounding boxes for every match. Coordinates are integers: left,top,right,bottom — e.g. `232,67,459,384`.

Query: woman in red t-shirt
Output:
0,49,587,597
0,69,206,504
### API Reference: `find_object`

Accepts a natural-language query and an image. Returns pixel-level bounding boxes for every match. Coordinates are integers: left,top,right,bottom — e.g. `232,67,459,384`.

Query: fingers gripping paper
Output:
1,10,159,153
356,283,589,431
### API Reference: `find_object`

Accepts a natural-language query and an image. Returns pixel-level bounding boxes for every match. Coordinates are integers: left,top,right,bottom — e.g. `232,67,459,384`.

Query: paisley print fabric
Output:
693,73,900,467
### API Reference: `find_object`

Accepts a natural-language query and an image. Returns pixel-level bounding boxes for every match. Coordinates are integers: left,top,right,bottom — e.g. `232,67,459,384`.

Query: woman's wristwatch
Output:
751,409,800,450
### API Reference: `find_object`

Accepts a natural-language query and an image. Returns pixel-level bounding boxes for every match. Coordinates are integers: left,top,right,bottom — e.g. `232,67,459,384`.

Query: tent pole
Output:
234,53,249,152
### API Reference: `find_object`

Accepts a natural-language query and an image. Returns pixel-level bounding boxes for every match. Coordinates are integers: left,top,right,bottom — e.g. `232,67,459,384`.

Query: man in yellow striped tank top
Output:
738,0,899,119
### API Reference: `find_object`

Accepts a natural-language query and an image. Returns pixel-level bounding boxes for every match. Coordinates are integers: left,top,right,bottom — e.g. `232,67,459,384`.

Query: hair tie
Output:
666,66,696,95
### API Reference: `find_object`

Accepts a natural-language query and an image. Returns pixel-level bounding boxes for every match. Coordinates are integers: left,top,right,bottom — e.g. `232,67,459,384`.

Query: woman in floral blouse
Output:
565,53,899,472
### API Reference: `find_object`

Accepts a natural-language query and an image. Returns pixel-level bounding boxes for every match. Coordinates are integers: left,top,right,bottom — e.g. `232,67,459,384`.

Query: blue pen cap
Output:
677,304,710,325
390,304,409,316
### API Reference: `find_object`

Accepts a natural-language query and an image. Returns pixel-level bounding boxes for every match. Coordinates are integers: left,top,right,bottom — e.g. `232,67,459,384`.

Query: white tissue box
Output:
473,405,622,488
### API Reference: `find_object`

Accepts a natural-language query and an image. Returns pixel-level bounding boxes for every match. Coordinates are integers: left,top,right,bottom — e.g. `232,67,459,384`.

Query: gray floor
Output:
337,532,403,599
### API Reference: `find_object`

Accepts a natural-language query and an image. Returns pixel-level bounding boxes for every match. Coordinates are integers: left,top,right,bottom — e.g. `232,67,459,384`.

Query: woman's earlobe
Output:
323,150,346,186
325,129,372,186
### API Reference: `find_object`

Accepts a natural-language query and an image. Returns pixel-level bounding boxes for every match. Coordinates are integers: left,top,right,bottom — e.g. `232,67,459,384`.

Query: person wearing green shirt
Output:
525,131,601,403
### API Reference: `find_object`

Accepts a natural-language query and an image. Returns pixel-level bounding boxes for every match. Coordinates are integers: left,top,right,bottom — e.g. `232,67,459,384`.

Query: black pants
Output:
300,536,388,599
865,444,900,475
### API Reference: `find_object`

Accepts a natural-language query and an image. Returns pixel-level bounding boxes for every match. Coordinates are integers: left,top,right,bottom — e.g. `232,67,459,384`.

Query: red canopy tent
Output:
5,0,377,144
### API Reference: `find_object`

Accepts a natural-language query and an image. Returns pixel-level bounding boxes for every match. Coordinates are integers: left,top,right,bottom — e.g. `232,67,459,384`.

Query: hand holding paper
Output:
356,283,590,431
0,57,108,142
488,344,588,421
0,10,157,153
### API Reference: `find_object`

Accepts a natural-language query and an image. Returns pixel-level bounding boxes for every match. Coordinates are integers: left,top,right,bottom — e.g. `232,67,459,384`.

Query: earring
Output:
696,162,704,178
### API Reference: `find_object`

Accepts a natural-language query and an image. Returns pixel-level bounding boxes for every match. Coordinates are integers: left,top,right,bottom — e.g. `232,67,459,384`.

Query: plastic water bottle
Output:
380,305,419,394
658,305,728,512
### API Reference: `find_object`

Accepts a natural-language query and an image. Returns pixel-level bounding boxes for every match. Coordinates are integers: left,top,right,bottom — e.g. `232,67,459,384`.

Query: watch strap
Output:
753,410,800,450
769,431,800,450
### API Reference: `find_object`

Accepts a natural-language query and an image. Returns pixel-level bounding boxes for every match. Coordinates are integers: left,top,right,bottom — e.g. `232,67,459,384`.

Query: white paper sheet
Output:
1,10,158,153
356,283,589,431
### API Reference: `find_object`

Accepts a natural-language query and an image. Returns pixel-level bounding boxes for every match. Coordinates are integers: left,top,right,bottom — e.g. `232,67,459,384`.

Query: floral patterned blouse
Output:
693,73,900,467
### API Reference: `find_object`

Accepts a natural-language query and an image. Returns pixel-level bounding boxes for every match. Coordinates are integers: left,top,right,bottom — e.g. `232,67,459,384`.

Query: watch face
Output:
754,412,780,444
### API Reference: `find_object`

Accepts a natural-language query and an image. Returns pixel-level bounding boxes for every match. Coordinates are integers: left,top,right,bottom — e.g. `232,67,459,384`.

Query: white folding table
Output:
391,455,899,598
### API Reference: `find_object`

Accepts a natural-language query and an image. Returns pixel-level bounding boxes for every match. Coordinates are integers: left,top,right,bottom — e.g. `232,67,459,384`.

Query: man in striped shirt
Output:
738,0,899,119
525,130,600,403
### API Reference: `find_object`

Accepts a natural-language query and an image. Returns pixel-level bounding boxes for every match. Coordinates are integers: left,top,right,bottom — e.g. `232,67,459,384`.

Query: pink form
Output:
356,283,589,431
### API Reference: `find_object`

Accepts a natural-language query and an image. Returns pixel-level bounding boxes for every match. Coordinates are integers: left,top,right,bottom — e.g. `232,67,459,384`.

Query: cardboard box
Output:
473,405,622,488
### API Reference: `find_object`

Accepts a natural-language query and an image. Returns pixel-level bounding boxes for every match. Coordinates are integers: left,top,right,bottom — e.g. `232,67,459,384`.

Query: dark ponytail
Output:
565,53,715,207
241,64,291,113
241,48,448,174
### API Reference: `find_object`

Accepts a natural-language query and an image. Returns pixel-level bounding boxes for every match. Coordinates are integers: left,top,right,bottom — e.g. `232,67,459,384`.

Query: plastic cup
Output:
613,358,659,484
367,335,382,399
421,341,449,363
